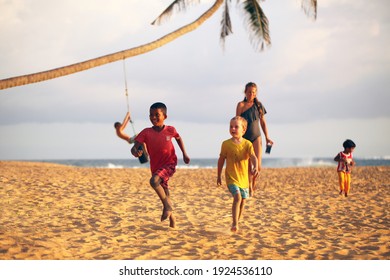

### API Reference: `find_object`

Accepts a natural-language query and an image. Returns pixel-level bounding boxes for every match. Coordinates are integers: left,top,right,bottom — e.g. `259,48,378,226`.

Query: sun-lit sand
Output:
0,161,389,260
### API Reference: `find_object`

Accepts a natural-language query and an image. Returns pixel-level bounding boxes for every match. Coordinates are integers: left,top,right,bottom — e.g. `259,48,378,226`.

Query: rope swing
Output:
121,58,148,164
122,58,136,136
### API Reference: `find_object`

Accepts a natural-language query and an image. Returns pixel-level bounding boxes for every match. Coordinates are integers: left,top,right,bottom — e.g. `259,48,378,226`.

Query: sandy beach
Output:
0,161,389,260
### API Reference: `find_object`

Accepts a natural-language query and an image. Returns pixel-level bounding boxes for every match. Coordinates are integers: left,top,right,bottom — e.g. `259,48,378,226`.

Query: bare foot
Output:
169,214,176,228
161,206,173,221
231,225,239,233
249,186,254,197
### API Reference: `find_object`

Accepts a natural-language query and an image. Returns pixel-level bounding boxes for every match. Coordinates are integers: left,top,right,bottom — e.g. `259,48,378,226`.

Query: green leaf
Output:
151,0,201,25
241,0,271,51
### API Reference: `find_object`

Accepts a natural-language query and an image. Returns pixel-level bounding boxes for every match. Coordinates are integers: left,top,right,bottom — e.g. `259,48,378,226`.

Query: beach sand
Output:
0,161,389,260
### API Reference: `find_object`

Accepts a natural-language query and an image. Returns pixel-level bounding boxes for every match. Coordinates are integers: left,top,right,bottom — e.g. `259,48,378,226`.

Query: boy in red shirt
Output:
131,102,190,227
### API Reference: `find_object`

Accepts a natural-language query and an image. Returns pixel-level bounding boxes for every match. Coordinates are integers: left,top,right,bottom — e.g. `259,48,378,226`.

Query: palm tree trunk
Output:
0,0,224,91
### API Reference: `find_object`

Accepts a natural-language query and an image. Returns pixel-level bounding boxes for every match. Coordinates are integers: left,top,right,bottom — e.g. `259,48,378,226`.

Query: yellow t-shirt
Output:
220,138,254,189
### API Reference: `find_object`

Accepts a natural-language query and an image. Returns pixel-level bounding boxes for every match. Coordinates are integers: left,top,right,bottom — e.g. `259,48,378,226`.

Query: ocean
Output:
35,157,390,169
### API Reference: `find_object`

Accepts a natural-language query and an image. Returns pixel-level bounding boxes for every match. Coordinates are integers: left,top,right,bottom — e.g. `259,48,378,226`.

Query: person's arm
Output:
236,102,243,116
334,153,341,162
120,112,131,130
217,155,225,186
115,112,132,141
260,115,273,145
115,126,131,141
175,137,190,164
250,152,259,176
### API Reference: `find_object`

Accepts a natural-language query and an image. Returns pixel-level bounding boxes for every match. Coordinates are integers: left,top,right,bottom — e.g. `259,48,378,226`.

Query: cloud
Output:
1,0,389,159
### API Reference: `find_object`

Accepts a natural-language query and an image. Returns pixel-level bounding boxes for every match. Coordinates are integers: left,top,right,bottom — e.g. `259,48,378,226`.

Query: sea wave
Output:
107,163,124,169
35,157,390,169
177,164,215,169
359,155,390,160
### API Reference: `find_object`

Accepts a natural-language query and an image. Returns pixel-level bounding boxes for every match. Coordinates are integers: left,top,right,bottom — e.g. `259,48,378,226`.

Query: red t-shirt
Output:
135,125,179,173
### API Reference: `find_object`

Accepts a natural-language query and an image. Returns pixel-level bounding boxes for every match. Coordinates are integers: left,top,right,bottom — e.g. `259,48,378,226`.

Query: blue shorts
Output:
228,184,249,199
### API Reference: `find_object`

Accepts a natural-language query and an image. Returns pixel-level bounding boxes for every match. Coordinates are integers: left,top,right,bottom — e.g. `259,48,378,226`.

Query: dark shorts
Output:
153,164,176,189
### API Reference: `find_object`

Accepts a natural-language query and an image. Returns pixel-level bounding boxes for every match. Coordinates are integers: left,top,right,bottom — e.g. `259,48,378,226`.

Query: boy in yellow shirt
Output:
217,116,258,232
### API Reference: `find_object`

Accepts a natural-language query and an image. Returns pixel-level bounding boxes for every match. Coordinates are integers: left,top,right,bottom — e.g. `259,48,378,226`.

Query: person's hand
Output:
251,167,258,177
217,177,222,186
266,138,274,146
131,146,143,157
183,153,190,164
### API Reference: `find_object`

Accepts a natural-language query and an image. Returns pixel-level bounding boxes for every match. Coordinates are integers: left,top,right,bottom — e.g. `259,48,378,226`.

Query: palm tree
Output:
153,0,271,51
0,0,317,90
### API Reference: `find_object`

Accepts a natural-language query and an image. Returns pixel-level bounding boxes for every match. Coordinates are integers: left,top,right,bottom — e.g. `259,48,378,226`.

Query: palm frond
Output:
241,0,271,51
220,0,233,49
301,0,317,20
151,0,201,25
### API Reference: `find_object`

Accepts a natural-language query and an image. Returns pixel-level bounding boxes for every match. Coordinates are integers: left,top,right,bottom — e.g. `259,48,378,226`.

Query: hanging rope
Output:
122,58,130,113
120,59,149,164
122,58,136,135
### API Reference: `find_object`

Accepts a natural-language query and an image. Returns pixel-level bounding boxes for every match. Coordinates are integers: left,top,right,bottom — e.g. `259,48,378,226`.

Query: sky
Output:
0,0,389,160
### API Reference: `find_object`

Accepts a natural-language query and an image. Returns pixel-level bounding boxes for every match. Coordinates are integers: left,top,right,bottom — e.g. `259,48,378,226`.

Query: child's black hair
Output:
343,139,356,149
150,102,167,115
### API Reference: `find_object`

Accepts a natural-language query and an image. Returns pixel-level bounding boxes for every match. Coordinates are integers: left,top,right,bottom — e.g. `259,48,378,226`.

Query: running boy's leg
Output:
150,164,177,224
231,193,242,232
150,175,173,221
238,198,246,222
164,188,176,228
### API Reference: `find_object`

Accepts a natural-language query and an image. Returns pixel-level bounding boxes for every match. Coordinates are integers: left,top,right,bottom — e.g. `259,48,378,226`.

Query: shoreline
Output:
1,161,389,260
3,157,389,170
